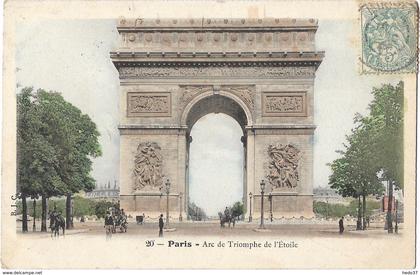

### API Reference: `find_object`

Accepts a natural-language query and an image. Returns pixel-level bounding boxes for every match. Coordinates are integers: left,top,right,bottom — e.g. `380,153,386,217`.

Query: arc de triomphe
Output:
111,18,324,219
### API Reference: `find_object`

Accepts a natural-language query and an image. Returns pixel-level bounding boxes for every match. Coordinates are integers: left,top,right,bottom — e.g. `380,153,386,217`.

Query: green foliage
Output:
231,201,245,218
313,201,348,218
369,82,404,188
313,200,381,218
347,199,381,217
48,199,66,215
72,196,97,217
16,196,99,218
94,200,118,219
17,87,102,199
188,201,207,221
328,82,403,199
17,87,65,198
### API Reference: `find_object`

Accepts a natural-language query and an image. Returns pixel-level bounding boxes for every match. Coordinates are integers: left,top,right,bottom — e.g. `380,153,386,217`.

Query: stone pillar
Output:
177,128,187,220
245,128,255,220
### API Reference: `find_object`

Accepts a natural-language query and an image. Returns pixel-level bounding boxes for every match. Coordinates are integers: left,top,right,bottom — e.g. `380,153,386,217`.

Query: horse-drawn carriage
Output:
113,213,128,233
218,207,236,228
110,207,128,233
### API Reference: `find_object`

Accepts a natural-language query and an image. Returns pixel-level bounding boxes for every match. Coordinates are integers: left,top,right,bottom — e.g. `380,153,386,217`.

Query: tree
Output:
31,89,102,229
188,201,207,221
369,82,404,188
368,82,404,232
17,87,102,231
17,88,67,232
95,201,117,219
328,82,403,231
231,201,245,220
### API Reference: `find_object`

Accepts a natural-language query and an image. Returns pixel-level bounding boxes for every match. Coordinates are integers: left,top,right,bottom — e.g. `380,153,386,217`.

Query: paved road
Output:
11,220,408,269
18,220,400,239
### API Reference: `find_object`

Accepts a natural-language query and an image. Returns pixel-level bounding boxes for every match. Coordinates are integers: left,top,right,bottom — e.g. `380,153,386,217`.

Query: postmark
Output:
360,2,418,73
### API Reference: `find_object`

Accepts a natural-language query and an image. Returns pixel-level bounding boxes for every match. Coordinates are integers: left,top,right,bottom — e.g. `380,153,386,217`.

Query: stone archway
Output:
111,18,324,220
182,91,252,218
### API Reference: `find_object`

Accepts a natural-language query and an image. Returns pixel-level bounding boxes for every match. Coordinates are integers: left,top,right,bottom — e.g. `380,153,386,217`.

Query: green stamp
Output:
361,3,418,73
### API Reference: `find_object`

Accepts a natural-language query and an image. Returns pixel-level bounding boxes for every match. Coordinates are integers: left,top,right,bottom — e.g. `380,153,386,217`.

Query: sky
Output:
15,19,403,215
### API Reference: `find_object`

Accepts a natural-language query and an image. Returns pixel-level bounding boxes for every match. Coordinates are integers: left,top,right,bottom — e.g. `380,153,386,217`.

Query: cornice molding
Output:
117,18,319,32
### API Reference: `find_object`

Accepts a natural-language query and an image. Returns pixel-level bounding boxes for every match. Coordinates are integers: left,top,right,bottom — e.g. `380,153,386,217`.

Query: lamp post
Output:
395,199,398,233
248,192,253,222
268,192,273,222
70,197,74,228
165,179,170,229
259,180,266,229
179,192,183,222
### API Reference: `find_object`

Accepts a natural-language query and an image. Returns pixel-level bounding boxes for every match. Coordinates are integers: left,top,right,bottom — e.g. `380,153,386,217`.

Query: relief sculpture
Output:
119,66,316,79
262,92,306,117
179,85,213,107
133,142,163,191
131,96,168,112
265,96,303,113
267,144,301,189
127,92,171,116
222,86,255,110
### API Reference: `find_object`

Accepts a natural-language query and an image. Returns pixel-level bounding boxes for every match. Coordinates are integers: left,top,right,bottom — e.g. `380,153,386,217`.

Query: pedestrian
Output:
142,213,145,225
366,216,370,228
158,214,164,237
104,211,114,240
339,216,344,234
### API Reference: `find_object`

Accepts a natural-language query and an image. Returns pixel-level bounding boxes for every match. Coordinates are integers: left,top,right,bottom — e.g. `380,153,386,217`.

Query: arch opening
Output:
184,94,249,220
189,114,244,218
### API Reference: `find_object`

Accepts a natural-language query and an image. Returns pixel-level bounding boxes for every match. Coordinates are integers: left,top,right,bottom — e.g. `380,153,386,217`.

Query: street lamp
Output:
259,179,266,229
395,199,398,233
248,192,253,222
165,179,170,229
269,192,273,222
70,197,74,228
179,192,183,222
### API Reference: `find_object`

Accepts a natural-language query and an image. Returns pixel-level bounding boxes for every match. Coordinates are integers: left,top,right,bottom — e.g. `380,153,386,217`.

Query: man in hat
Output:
104,211,114,239
339,217,344,234
158,214,164,237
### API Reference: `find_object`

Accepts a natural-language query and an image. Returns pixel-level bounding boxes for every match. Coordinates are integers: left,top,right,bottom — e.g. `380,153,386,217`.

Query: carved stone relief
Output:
133,142,163,191
118,66,315,79
222,85,255,110
127,92,171,117
262,92,307,117
179,85,213,108
177,85,213,116
267,144,301,189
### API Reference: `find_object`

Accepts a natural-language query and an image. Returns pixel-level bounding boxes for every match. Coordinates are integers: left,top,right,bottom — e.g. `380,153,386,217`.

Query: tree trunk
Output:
66,194,73,229
41,196,47,232
362,194,366,230
32,199,36,231
22,195,28,232
386,180,394,233
357,195,362,230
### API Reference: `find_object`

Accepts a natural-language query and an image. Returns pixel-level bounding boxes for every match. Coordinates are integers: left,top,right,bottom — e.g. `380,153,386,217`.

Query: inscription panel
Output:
262,92,307,117
127,92,171,117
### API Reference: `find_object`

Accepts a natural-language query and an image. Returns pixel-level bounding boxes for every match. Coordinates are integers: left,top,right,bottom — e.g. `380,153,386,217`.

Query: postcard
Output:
2,0,418,269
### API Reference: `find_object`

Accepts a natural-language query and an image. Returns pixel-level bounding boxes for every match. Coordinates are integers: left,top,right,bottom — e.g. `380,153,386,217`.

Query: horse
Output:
218,212,236,228
50,213,65,238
